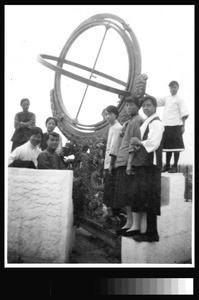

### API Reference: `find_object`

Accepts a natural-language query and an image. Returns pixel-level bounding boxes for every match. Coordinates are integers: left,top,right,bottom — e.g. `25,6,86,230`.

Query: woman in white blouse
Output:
122,95,164,242
155,81,189,173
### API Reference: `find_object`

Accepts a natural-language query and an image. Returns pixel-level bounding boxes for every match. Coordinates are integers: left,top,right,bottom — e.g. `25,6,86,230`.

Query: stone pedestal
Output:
122,173,192,264
7,168,74,263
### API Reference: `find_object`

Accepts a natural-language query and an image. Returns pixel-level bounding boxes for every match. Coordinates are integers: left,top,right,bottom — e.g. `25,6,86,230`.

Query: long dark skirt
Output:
114,166,135,208
130,165,161,215
103,169,116,208
163,125,184,151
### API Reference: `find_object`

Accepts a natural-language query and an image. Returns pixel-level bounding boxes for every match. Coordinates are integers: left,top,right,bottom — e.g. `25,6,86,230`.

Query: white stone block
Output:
8,168,74,263
139,173,187,234
158,201,192,236
161,173,185,206
122,230,191,264
122,173,192,264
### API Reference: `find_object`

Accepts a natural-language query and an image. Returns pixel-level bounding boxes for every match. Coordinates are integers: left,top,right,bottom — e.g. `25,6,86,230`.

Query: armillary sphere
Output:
37,13,142,137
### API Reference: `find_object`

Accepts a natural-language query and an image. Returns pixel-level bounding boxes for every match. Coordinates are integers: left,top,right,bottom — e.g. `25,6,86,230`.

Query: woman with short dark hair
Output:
8,127,43,168
11,98,36,151
125,95,164,242
40,117,62,154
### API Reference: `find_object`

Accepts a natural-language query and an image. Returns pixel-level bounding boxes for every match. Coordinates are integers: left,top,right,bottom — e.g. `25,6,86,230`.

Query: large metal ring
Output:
38,13,142,137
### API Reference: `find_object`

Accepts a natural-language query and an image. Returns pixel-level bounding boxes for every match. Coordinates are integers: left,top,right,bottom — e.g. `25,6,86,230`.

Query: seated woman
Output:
11,98,36,151
37,132,65,169
40,117,62,155
122,95,164,242
8,127,43,168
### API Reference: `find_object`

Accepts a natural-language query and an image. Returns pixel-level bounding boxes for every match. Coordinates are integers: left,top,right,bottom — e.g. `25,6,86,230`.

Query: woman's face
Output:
47,135,59,150
142,99,156,117
169,84,179,96
30,133,42,147
105,111,116,124
46,119,56,133
125,102,139,116
21,100,30,112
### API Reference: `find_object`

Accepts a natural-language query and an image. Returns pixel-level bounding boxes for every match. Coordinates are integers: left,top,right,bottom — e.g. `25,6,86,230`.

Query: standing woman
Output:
126,95,164,242
11,98,36,151
113,96,144,235
102,105,122,226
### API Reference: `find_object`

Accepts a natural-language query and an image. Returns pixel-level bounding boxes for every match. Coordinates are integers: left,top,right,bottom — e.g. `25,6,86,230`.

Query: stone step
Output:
121,173,192,264
122,230,191,264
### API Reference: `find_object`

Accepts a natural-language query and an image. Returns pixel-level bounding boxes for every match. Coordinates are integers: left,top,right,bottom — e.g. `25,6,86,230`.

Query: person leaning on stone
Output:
8,127,43,169
11,98,36,152
155,81,189,173
125,95,164,242
37,132,65,169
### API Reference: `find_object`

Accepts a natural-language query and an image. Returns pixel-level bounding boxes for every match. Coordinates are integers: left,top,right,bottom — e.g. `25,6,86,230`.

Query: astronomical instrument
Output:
37,14,147,138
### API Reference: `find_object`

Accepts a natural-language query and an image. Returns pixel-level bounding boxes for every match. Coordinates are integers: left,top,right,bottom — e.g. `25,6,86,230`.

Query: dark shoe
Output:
122,229,141,237
161,165,171,172
168,166,178,173
115,228,130,236
132,233,159,242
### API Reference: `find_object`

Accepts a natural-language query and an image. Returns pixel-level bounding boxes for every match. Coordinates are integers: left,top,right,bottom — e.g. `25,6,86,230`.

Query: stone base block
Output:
158,201,192,236
121,173,192,264
161,173,185,206
122,230,191,264
138,201,192,237
8,168,74,263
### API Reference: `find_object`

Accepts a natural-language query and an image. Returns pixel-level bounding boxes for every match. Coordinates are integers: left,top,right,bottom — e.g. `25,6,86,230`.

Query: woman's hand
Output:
126,168,132,176
126,162,134,175
19,122,26,127
109,165,114,175
126,166,134,176
130,137,142,146
181,125,185,134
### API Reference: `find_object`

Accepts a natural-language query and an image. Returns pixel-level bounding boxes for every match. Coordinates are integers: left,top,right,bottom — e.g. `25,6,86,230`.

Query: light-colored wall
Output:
7,168,74,263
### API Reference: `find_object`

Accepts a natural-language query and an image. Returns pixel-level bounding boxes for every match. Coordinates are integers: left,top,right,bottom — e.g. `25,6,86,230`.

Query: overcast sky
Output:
5,5,194,165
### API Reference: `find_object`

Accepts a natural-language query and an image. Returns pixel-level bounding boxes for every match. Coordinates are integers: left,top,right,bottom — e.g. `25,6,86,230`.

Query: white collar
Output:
145,112,158,123
28,141,38,149
140,113,158,139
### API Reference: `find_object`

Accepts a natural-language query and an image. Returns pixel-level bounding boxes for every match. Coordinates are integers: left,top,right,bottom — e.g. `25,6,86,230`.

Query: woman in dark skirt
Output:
124,95,164,242
113,96,144,235
11,98,36,151
155,81,189,173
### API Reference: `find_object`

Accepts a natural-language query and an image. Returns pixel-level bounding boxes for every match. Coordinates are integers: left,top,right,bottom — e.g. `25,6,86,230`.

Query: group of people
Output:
102,80,189,242
8,80,189,243
8,98,65,170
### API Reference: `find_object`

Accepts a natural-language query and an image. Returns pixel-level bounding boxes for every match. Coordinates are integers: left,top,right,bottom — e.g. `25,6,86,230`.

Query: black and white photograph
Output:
5,4,194,278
